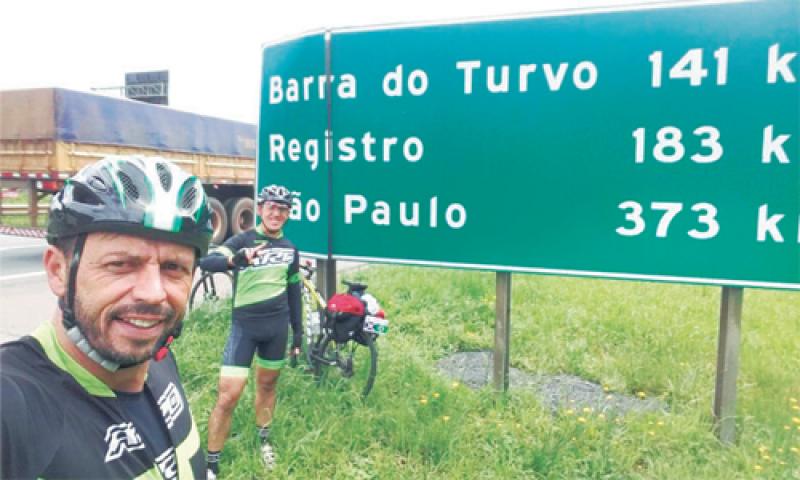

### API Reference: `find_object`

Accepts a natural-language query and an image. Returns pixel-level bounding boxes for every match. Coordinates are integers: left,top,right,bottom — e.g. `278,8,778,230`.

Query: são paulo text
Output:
289,194,467,229
268,131,424,172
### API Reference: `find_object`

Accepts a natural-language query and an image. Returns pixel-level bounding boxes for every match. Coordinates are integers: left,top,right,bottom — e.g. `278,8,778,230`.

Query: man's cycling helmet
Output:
257,184,294,207
47,155,213,256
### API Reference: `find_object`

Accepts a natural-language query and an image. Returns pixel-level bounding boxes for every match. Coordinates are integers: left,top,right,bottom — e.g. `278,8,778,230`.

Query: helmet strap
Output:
61,233,86,332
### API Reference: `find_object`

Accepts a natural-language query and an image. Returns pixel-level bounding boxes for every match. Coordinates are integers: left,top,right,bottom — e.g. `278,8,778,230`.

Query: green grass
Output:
0,190,49,227
176,265,800,479
0,214,48,227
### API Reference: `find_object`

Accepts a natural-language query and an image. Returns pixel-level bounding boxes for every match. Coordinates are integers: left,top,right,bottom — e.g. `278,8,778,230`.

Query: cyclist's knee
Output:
214,389,243,412
215,379,247,410
256,369,280,391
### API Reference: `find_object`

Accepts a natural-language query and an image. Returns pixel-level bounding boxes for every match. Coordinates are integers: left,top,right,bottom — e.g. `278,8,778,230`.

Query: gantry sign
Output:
258,0,799,290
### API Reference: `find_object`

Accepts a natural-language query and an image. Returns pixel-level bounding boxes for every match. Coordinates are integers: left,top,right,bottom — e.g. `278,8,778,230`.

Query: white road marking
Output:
0,271,46,282
0,245,45,252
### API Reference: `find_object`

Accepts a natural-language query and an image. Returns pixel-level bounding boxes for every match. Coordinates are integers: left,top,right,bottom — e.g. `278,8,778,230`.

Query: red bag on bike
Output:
327,294,365,316
327,294,366,344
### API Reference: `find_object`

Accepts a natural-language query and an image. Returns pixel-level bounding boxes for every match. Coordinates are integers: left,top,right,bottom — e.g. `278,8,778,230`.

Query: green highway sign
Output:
258,32,329,255
259,0,799,290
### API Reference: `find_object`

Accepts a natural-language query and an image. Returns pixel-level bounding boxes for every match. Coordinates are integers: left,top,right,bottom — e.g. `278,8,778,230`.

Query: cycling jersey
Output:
198,224,302,370
0,322,206,480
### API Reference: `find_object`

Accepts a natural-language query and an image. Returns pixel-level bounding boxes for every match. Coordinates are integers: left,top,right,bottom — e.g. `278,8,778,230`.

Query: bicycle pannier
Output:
327,293,367,344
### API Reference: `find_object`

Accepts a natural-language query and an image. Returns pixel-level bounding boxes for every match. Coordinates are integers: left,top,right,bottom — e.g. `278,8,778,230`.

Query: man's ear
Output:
43,246,67,297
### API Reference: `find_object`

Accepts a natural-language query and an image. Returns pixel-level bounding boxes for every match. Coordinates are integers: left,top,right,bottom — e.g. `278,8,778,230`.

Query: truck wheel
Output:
208,197,228,245
227,197,255,236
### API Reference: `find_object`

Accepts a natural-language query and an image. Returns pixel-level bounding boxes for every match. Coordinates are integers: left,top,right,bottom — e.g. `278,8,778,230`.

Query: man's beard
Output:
73,297,179,367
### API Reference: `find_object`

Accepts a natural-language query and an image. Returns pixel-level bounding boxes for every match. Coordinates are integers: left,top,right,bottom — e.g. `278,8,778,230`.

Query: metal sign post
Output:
315,258,338,300
493,272,512,392
713,286,744,444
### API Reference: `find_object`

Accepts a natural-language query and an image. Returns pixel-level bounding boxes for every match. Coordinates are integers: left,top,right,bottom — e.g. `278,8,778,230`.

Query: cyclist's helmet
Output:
257,184,294,207
47,155,213,256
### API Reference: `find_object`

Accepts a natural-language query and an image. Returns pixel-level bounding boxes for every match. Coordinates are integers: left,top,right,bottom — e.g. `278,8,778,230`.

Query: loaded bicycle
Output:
298,261,389,397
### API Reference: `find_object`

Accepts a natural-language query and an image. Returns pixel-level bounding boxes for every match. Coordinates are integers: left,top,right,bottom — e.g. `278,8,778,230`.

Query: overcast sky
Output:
1,0,705,124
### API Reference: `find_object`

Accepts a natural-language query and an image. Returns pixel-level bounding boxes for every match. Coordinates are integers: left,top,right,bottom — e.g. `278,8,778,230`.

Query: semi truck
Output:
0,87,258,244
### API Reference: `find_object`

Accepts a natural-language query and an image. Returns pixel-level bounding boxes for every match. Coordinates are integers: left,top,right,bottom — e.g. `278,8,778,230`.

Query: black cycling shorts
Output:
220,321,288,375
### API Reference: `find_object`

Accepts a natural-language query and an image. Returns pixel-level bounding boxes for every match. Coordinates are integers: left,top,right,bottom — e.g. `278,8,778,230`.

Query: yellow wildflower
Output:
442,416,450,422
754,465,763,472
637,391,646,399
577,417,587,423
420,398,428,405
792,417,800,424
451,382,460,388
565,409,575,416
432,392,440,399
583,407,593,414
648,431,656,436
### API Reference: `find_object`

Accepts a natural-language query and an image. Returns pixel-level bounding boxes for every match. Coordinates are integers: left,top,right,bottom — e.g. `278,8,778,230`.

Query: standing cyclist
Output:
202,185,302,478
0,156,211,479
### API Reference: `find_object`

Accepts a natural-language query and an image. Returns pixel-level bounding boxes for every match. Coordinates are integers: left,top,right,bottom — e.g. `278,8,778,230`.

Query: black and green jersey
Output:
0,322,206,479
199,225,302,347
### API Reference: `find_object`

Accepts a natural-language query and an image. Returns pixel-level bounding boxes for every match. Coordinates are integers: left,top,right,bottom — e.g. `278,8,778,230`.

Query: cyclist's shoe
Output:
207,468,217,480
260,442,276,470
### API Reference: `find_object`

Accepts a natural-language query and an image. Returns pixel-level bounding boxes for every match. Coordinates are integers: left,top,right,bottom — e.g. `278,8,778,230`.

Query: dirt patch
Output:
436,351,667,416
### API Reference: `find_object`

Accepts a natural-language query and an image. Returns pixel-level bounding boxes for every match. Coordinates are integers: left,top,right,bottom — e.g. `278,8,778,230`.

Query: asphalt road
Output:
0,234,50,343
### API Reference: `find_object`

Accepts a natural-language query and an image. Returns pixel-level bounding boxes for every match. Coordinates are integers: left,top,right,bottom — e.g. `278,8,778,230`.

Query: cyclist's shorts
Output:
220,321,288,376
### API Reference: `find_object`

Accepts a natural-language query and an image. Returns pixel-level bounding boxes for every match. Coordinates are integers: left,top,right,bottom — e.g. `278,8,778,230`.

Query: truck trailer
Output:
0,87,257,244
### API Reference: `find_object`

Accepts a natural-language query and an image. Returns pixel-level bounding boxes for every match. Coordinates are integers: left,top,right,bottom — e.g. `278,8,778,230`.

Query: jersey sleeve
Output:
1,372,64,478
198,234,244,272
287,247,302,348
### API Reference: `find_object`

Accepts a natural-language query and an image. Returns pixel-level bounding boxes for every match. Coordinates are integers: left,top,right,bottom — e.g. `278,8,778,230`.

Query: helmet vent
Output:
117,171,140,201
72,183,102,205
88,176,107,192
181,185,197,210
156,162,172,191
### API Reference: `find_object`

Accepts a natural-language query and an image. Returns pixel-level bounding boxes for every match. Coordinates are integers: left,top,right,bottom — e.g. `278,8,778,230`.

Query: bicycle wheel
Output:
189,271,233,311
311,331,378,397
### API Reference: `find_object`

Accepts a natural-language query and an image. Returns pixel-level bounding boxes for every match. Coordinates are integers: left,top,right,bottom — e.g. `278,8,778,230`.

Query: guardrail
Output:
0,204,49,216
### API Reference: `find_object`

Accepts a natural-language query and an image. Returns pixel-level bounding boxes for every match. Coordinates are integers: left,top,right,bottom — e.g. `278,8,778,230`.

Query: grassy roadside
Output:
177,265,799,479
0,189,49,227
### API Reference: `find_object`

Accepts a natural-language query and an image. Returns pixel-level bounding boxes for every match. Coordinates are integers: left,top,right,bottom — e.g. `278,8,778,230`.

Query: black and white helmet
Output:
47,155,213,256
257,184,294,207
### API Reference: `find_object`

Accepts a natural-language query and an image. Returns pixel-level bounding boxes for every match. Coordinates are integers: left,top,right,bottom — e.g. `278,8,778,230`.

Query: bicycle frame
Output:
300,275,326,312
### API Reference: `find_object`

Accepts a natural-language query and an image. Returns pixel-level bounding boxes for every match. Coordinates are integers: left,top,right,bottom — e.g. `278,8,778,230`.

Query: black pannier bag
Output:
326,293,367,345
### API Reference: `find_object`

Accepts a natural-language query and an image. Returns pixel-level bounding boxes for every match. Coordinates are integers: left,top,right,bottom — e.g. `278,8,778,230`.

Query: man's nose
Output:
131,263,168,304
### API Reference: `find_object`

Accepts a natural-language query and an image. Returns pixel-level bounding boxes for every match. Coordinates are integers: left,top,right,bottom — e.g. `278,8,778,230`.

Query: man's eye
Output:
163,262,190,274
104,260,135,272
